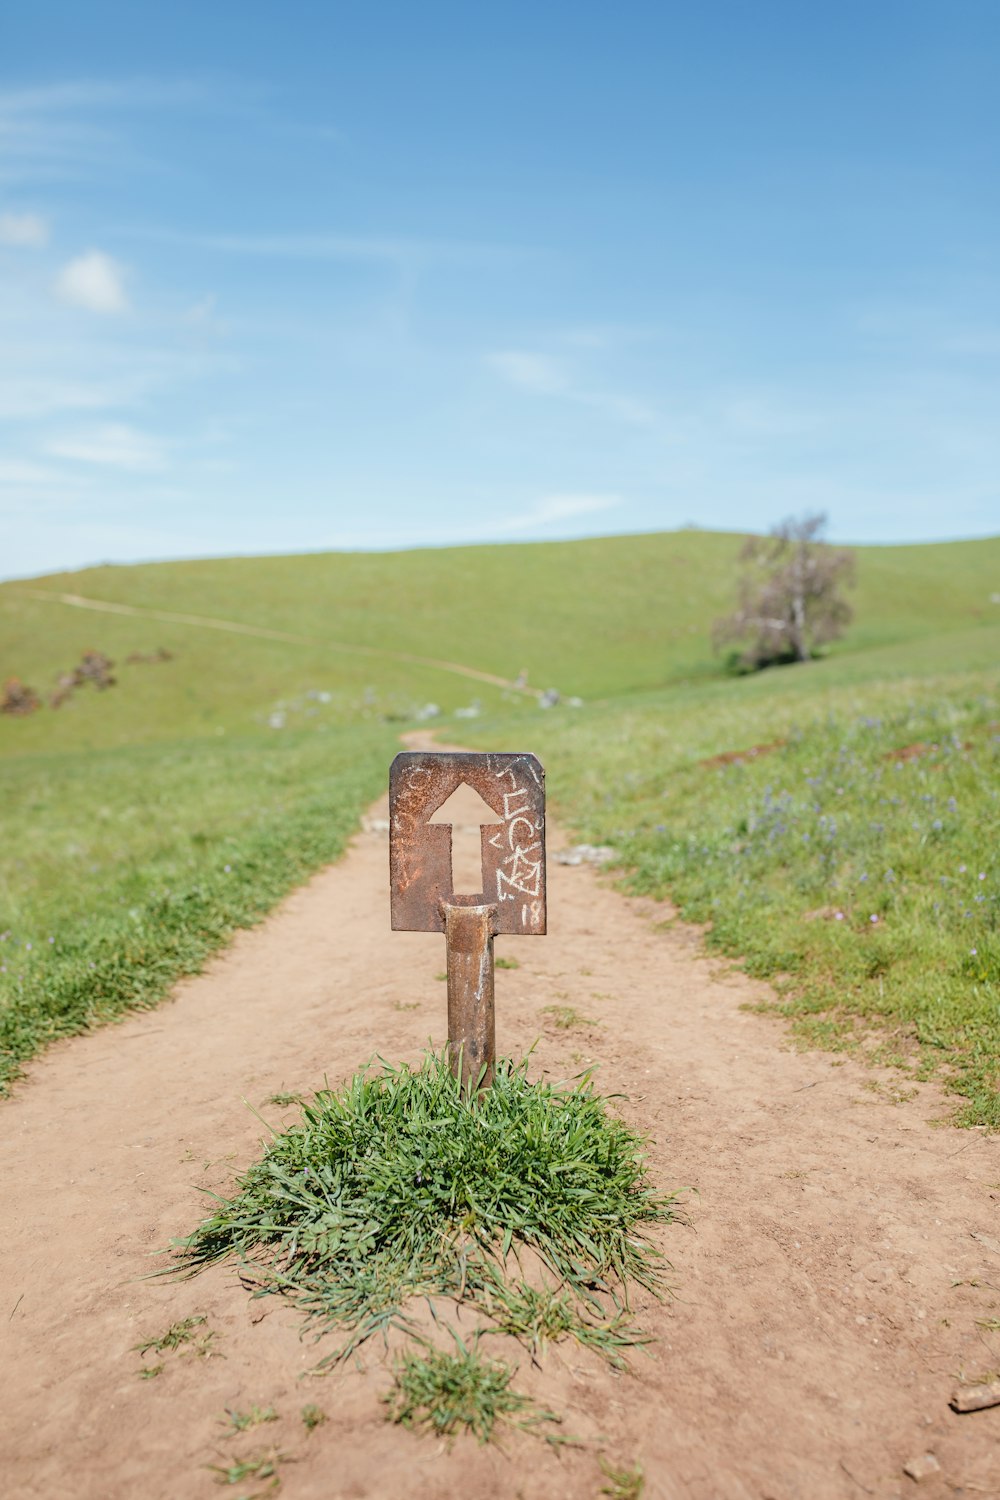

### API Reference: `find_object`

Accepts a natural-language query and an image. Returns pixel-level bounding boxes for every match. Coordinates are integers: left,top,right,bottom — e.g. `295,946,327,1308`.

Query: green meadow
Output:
2,531,998,1116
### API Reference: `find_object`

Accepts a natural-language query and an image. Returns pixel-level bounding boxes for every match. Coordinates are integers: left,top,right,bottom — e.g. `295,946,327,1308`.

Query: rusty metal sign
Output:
389,750,546,1093
389,751,546,935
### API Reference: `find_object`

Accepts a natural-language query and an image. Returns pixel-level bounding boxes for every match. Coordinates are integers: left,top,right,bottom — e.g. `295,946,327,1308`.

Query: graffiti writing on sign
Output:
490,762,544,926
388,750,546,936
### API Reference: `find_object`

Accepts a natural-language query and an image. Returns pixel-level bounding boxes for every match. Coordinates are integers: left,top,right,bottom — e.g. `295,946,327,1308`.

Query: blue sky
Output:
2,1,998,578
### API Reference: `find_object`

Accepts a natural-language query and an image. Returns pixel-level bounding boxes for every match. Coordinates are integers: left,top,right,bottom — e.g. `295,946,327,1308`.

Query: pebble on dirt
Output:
902,1453,941,1482
949,1379,1000,1413
554,844,617,867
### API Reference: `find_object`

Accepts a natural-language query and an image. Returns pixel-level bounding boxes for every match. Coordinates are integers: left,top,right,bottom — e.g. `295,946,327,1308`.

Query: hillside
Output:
1,528,998,1108
2,530,999,756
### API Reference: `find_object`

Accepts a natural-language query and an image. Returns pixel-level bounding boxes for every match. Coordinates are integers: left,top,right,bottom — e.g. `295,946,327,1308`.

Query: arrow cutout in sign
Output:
428,780,499,896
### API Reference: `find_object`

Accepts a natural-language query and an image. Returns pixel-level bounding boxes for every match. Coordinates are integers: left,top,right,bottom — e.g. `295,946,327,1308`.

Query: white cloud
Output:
119,227,527,271
184,293,216,324
502,492,621,532
48,423,164,471
0,212,48,246
588,392,657,427
486,346,656,427
182,293,229,335
486,349,567,394
324,492,622,549
54,250,129,313
0,376,117,420
0,458,71,485
721,391,826,439
0,79,203,115
0,77,230,188
0,457,90,523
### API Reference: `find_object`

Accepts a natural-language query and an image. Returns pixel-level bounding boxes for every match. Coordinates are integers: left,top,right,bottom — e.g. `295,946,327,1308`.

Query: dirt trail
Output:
2,778,999,1500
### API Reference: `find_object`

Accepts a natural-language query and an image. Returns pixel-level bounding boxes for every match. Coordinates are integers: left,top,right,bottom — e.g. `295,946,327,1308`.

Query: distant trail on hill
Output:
18,587,540,698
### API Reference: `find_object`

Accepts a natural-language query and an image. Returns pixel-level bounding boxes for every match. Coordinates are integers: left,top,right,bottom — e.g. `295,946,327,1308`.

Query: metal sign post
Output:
389,751,546,1093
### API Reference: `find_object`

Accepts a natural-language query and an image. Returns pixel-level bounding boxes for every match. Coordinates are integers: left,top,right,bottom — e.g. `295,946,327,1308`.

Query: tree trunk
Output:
790,544,808,660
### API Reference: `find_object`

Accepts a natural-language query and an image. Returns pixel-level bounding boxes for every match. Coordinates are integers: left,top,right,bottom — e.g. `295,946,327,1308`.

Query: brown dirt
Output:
699,739,786,769
2,773,1000,1499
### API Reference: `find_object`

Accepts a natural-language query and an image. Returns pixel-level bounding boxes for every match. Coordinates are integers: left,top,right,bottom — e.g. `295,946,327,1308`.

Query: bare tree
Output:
713,513,855,670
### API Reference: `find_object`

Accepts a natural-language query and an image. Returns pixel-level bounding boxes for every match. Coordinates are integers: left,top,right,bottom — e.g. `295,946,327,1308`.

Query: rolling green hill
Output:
2,529,998,1112
3,530,999,756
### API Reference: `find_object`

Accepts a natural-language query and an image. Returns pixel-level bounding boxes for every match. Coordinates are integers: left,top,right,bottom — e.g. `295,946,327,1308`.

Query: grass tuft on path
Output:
384,1338,560,1445
174,1051,678,1365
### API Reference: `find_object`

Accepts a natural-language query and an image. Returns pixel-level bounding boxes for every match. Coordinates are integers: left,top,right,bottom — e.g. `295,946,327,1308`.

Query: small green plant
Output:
495,956,520,970
263,1092,304,1108
482,1281,643,1368
383,1339,558,1444
300,1404,327,1431
542,1005,595,1030
861,1079,918,1106
599,1456,645,1498
207,1449,287,1486
134,1314,218,1374
221,1406,278,1432
434,971,448,982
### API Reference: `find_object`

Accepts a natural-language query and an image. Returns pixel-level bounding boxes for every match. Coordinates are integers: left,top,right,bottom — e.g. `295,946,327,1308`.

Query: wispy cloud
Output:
183,293,218,325
0,458,75,486
54,250,129,313
0,75,252,187
499,492,620,531
0,212,48,246
117,226,531,272
486,346,656,427
48,423,165,471
0,457,91,525
0,78,217,115
720,390,829,439
0,375,119,420
324,492,621,550
0,87,121,185
486,349,567,394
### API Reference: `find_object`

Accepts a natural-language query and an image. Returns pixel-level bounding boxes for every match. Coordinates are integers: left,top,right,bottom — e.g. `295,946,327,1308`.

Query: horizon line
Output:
3,522,1000,587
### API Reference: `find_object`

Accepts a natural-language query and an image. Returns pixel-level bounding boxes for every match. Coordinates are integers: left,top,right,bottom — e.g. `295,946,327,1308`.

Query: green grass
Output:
383,1339,560,1445
3,528,1000,1107
133,1314,219,1376
299,1404,326,1431
173,1050,678,1367
221,1406,278,1433
464,657,1000,1124
0,722,394,1091
207,1450,287,1487
542,1005,596,1031
599,1458,646,1499
5,533,1000,758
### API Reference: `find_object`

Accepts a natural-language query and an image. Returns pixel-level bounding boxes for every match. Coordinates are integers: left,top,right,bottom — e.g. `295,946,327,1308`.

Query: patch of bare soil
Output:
699,739,786,769
2,775,999,1499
